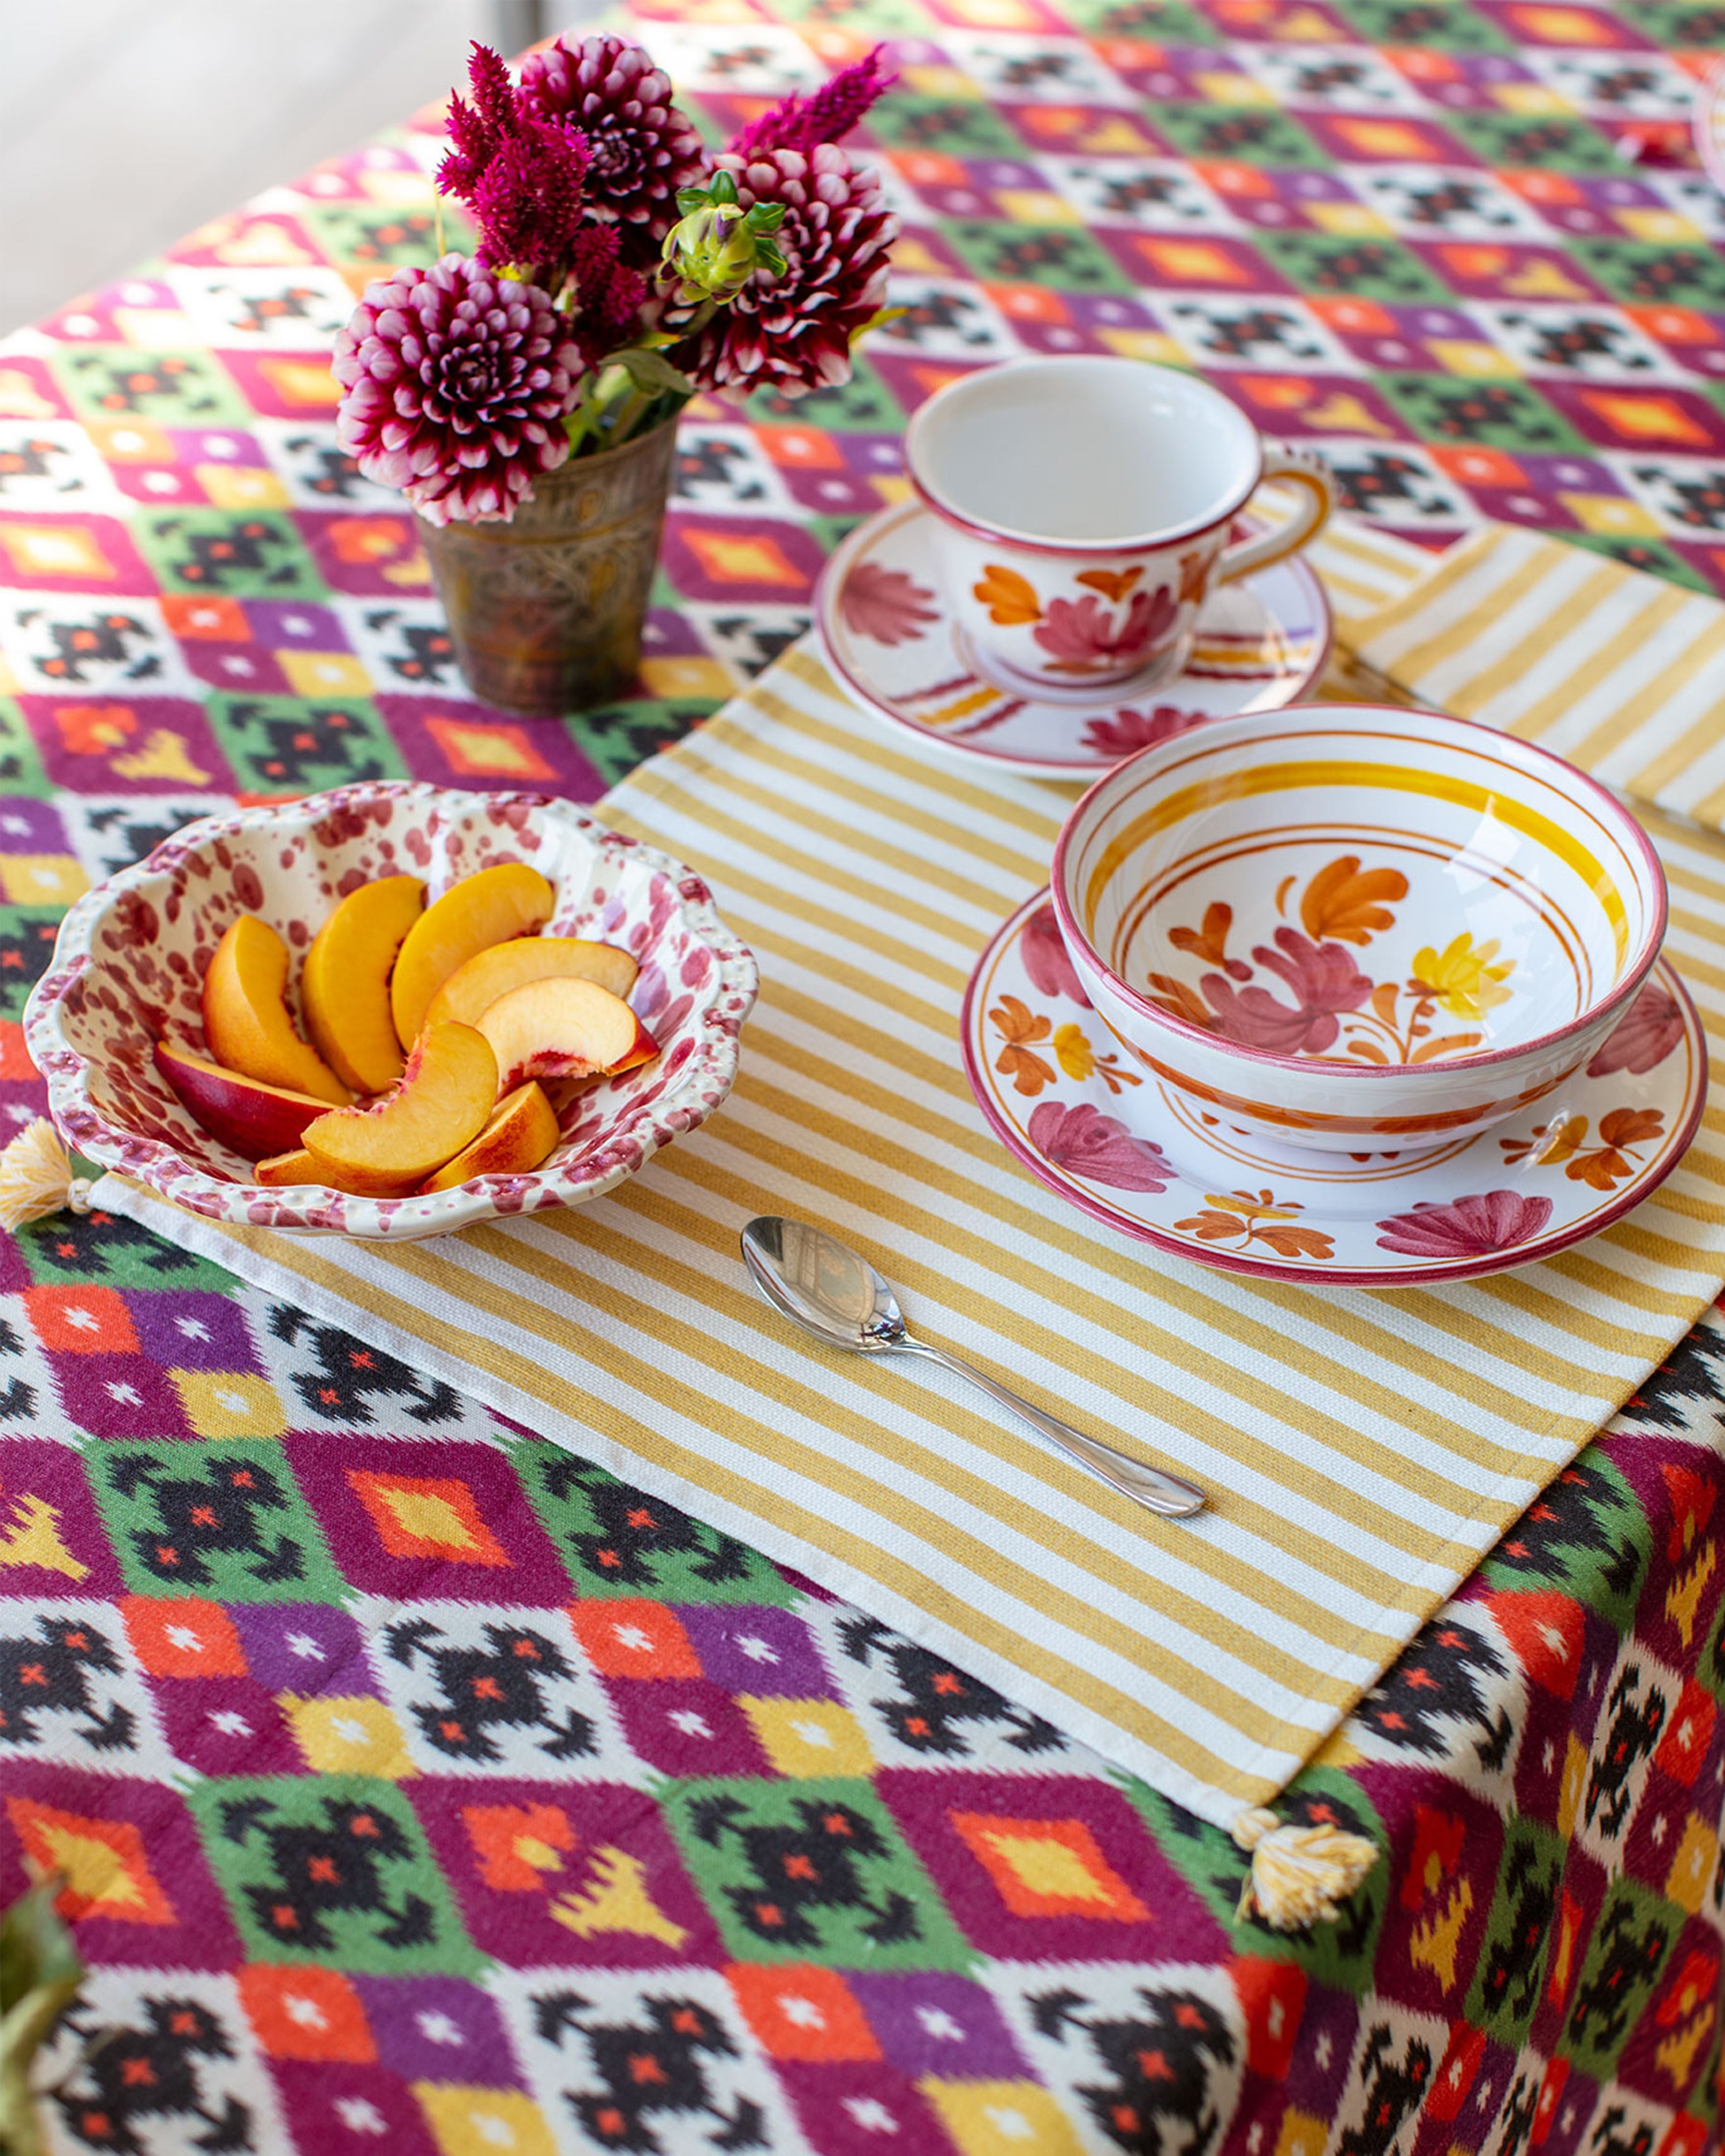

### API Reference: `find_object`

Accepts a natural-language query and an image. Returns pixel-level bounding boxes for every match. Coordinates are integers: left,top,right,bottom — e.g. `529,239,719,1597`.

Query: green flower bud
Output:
659,175,787,305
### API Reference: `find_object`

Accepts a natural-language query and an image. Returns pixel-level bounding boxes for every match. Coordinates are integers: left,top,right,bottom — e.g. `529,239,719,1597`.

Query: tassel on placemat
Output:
0,1119,96,1232
1232,1806,1378,1931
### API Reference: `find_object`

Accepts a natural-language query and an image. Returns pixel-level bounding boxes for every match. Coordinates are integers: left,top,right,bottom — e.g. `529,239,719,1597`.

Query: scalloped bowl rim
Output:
23,781,759,1240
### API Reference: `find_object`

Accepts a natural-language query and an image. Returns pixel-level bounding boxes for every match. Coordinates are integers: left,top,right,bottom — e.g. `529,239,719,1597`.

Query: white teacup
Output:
904,356,1332,700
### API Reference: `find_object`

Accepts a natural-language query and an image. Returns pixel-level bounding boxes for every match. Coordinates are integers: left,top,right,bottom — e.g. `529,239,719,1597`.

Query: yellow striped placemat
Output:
1321,518,1725,831
98,637,1725,1831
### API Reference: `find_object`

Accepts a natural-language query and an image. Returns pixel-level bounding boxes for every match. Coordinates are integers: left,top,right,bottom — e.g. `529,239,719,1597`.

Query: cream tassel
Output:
1232,1806,1379,1932
0,1119,95,1233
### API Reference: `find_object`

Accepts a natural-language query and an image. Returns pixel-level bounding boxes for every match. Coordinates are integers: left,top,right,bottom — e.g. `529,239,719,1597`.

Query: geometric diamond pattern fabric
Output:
4,0,1725,2146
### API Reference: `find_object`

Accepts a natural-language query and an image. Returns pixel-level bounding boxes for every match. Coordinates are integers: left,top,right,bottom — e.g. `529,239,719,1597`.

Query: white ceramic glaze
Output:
816,498,1333,778
24,782,758,1239
1051,706,1668,1153
963,888,1704,1286
903,356,1332,695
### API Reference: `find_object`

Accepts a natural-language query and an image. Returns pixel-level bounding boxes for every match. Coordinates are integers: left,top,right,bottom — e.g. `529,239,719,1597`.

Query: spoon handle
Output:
904,1340,1206,1518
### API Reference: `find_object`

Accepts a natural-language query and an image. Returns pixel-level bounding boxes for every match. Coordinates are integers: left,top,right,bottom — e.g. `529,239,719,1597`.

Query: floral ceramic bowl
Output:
1050,704,1667,1154
24,782,758,1239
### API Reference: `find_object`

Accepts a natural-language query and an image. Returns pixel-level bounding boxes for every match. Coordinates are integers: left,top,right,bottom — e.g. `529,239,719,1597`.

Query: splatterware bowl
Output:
24,782,757,1238
1050,704,1668,1155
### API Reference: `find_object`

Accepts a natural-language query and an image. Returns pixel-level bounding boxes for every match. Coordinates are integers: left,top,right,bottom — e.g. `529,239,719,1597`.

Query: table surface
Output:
5,4,1725,2152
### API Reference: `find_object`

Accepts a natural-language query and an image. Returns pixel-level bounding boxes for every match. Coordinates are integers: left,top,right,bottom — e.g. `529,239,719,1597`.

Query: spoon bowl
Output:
740,1215,1205,1519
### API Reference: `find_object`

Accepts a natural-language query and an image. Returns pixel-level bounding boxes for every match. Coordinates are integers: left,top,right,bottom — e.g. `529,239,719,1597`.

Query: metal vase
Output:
417,415,678,717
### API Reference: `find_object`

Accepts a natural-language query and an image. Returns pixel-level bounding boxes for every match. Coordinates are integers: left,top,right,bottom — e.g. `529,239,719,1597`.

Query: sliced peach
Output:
476,977,658,1092
303,873,426,1095
419,1082,560,1193
301,1020,498,1195
155,1041,333,1161
254,1146,419,1198
390,861,556,1050
203,915,351,1106
426,936,638,1030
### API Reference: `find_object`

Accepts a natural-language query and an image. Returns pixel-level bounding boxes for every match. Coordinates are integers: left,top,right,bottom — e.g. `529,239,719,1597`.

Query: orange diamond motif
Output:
679,527,807,589
424,717,560,782
1577,390,1714,447
949,1811,1152,1921
346,1470,511,1566
1331,119,1436,158
7,1798,175,1925
1140,239,1253,286
462,1802,577,1892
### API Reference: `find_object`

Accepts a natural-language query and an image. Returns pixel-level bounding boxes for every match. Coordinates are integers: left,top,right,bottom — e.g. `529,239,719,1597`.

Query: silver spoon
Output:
740,1216,1206,1519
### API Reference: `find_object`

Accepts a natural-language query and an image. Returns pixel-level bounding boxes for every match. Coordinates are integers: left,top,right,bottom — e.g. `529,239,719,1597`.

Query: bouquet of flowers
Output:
333,35,900,526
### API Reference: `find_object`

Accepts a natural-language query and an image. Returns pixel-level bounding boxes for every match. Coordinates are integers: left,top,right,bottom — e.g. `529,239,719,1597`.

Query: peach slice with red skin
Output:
303,873,425,1095
253,1146,419,1198
302,1021,498,1195
390,861,556,1051
475,977,658,1093
426,936,638,1030
155,1042,334,1161
419,1081,560,1193
203,915,350,1105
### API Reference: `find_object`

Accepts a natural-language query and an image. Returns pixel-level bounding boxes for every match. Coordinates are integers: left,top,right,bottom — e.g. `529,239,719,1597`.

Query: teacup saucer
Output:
960,889,1706,1287
815,499,1332,780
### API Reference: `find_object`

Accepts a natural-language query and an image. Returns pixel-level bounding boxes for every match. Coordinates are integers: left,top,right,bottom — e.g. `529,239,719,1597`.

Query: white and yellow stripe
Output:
100,605,1725,1832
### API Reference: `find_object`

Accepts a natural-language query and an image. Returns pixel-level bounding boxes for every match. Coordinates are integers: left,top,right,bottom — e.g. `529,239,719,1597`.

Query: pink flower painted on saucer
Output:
1373,1191,1553,1260
1586,981,1684,1076
1027,1099,1171,1192
838,561,938,647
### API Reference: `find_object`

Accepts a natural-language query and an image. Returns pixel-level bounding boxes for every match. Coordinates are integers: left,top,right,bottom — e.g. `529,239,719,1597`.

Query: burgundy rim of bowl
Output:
901,360,1268,558
1047,701,1670,1082
957,899,1707,1289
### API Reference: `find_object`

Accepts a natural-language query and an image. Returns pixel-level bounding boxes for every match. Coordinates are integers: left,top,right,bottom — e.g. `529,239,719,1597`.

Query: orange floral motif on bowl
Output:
1142,853,1517,1065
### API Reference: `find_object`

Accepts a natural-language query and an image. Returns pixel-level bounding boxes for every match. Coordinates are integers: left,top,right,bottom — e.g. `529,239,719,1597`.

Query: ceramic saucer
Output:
815,499,1333,781
960,889,1706,1287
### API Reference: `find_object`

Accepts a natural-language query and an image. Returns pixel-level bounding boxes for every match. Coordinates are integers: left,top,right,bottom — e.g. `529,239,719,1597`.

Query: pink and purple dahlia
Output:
332,255,584,525
520,34,707,265
670,145,898,399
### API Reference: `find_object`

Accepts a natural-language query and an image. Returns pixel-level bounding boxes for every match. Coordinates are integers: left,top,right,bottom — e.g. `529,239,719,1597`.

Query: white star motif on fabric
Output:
737,1636,779,1662
282,614,315,636
1651,1814,1669,1845
105,1382,142,1405
214,1391,252,1416
166,1625,205,1652
842,2097,899,2133
207,1710,252,1737
789,1720,834,1748
283,1993,329,2029
470,2111,516,2147
983,2107,1034,2141
334,2099,387,2134
0,816,29,835
416,2010,464,2046
63,1306,99,1330
331,1716,371,1745
668,1710,713,1739
175,1317,211,1340
915,2008,964,2043
287,1632,327,1660
777,1995,827,2029
1314,2033,1332,2070
1542,1741,1555,1772
613,1626,655,1652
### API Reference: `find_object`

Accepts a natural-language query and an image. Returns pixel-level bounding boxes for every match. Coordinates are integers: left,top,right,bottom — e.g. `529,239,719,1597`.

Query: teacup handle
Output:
1214,446,1333,587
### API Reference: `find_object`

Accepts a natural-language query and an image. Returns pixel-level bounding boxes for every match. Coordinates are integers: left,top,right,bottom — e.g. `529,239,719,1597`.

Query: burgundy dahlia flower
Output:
332,256,585,525
669,146,898,399
520,34,707,266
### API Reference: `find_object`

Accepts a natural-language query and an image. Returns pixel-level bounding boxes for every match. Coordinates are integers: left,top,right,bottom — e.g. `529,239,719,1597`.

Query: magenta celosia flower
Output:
562,224,649,366
669,146,897,398
332,255,585,525
729,47,897,160
520,34,708,266
438,42,591,288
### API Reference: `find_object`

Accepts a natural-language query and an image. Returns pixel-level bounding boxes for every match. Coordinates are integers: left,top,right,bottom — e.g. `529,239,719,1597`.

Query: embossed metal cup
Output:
418,416,679,717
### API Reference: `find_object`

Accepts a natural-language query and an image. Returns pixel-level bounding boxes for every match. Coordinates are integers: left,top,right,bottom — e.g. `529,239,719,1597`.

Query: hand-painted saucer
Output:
960,890,1706,1287
815,498,1333,781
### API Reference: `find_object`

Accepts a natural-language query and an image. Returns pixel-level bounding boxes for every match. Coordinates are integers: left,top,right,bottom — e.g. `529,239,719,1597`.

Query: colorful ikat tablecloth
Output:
5,0,1725,2150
